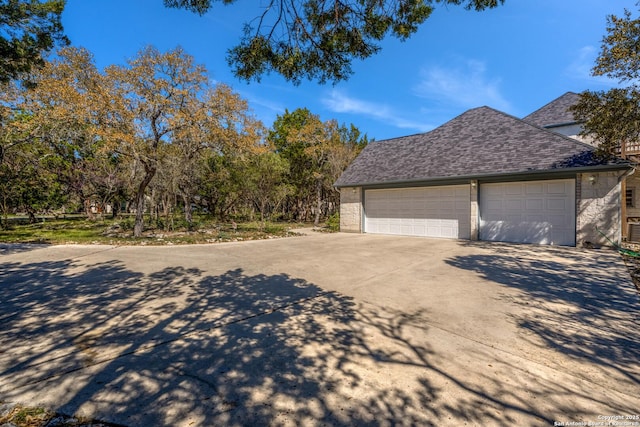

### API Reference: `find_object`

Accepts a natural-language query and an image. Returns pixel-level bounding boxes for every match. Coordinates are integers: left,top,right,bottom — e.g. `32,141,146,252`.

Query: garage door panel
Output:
547,199,568,210
547,182,569,194
507,186,525,196
524,183,543,194
454,187,468,197
365,186,470,239
525,199,543,210
454,202,468,212
439,200,454,211
480,179,575,246
505,199,524,210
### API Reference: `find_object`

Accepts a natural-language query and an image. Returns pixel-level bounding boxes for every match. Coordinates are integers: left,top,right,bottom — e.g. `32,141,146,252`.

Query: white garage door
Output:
479,179,575,246
365,186,471,239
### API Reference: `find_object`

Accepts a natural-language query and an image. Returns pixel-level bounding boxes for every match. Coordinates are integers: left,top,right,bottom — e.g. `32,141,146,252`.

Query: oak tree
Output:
0,47,108,221
0,0,68,84
245,150,291,227
571,8,640,155
104,46,212,236
268,108,366,224
165,0,504,84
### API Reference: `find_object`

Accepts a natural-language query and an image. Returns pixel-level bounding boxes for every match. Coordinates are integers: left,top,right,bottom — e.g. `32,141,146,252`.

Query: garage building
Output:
335,105,632,247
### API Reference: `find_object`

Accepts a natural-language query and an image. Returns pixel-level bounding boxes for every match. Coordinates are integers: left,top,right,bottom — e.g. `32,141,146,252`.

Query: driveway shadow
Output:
446,242,640,390
1,248,638,426
0,243,49,255
1,259,434,425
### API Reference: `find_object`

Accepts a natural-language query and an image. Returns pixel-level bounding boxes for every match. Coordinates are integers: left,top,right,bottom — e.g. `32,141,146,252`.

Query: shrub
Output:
326,212,340,232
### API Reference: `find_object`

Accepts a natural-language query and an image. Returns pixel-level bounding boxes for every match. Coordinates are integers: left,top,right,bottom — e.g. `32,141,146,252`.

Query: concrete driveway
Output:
1,232,639,426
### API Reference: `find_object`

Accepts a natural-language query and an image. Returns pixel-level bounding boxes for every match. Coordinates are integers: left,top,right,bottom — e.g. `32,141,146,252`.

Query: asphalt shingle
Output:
335,106,628,187
522,91,581,127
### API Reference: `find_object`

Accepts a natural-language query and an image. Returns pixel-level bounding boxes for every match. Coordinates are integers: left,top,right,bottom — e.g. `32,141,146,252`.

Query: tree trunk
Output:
1,192,7,230
183,194,193,227
162,195,171,231
26,207,36,224
314,178,322,227
111,199,120,219
133,165,156,237
260,199,266,231
84,199,96,221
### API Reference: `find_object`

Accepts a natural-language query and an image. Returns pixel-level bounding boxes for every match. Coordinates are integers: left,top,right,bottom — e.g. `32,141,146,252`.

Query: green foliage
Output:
269,108,316,218
593,9,640,82
245,151,292,225
267,107,367,223
0,0,69,83
165,0,504,84
0,128,68,222
572,87,640,156
571,7,640,155
1,47,366,230
326,212,340,231
197,151,249,218
119,217,134,231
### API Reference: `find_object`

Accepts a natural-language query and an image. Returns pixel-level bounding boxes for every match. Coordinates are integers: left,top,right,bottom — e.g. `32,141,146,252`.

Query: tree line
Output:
0,46,367,236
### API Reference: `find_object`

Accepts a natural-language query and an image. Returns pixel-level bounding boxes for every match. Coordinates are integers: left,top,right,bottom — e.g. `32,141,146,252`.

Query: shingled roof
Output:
523,91,581,127
335,106,629,188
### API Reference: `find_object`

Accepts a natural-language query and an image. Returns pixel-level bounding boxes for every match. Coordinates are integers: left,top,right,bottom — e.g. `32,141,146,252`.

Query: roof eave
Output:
543,121,583,129
334,163,633,189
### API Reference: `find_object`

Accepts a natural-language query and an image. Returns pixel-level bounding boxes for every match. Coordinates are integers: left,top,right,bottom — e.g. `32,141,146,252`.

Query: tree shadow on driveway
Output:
446,242,640,392
0,243,49,256
1,248,638,426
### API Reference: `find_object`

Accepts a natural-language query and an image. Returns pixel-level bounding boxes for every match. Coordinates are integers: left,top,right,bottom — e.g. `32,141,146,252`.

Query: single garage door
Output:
365,185,471,239
479,179,575,246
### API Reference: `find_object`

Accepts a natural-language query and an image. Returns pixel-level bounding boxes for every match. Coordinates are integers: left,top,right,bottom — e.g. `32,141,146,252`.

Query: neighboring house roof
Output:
523,91,581,127
335,106,629,188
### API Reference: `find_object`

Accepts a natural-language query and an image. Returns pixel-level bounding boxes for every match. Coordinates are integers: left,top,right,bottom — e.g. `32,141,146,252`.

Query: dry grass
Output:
0,403,120,427
0,216,302,246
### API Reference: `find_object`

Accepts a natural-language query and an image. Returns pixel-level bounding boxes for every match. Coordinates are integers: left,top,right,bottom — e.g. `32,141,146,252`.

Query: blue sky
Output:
62,0,632,141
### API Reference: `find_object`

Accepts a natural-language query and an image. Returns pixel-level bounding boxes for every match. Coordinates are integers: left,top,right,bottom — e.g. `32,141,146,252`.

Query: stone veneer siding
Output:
339,187,362,233
470,180,479,240
576,171,622,246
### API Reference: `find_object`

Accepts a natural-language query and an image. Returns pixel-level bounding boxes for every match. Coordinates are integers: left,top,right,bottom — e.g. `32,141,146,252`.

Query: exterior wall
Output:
339,187,362,233
576,171,622,246
547,123,596,147
625,171,640,220
470,180,479,240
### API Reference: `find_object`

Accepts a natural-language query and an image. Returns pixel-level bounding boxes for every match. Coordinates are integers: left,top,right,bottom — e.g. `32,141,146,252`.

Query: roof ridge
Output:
371,107,489,144
374,104,592,148
523,91,576,117
485,104,597,151
335,102,630,188
522,91,580,127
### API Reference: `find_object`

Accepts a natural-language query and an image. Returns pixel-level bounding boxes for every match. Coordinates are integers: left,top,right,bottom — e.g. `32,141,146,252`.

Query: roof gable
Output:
523,91,581,127
335,106,627,187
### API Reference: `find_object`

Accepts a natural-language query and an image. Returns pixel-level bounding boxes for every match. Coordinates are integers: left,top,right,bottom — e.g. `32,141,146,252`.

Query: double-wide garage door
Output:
365,185,471,239
479,179,575,246
363,179,576,245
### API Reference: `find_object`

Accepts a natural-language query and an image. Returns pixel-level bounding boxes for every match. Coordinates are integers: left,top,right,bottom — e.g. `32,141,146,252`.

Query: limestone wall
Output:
339,187,362,233
576,171,622,246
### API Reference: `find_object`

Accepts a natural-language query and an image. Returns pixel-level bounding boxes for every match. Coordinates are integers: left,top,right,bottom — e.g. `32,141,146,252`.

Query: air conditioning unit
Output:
628,223,640,243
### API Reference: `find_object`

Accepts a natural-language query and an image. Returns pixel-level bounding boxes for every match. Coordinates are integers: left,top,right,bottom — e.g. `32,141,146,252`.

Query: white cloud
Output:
414,59,512,112
322,90,434,133
245,94,285,114
566,45,618,87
